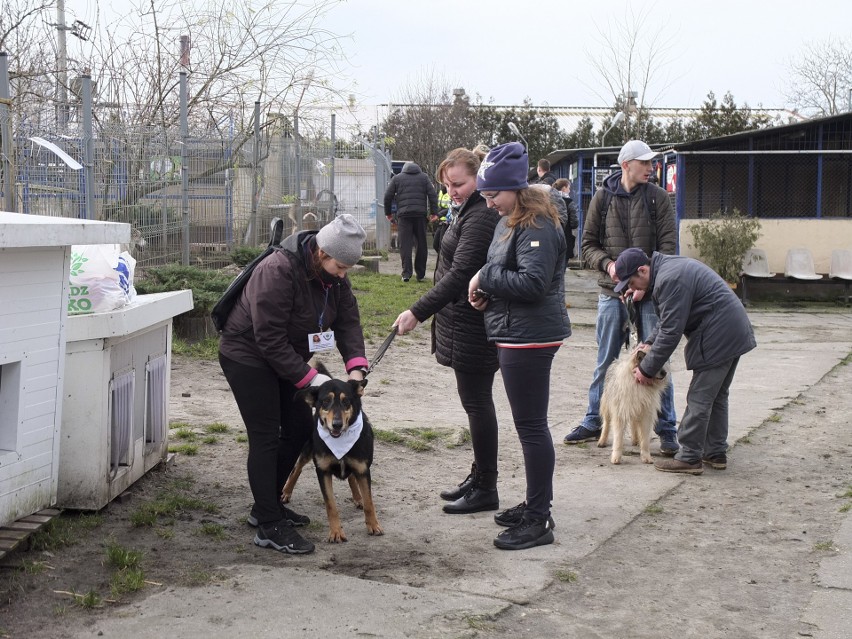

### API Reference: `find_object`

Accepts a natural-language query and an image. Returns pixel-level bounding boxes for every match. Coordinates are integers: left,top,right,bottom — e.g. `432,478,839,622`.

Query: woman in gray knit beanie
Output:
218,212,369,557
316,213,367,266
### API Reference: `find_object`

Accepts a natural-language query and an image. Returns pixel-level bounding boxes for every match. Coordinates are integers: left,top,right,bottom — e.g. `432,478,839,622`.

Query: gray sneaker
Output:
254,520,314,554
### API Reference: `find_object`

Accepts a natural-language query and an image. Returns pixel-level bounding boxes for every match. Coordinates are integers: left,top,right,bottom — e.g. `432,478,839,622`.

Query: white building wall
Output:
0,246,68,523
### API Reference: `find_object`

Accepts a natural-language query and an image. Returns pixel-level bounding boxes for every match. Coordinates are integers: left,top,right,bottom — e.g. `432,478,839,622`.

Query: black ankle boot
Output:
439,462,477,501
442,471,499,514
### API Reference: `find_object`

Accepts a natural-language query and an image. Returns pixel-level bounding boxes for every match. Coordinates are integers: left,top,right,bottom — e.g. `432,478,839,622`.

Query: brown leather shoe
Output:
654,458,704,475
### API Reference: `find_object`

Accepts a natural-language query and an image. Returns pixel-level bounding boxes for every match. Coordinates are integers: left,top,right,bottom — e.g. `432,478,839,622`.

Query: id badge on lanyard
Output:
309,285,335,352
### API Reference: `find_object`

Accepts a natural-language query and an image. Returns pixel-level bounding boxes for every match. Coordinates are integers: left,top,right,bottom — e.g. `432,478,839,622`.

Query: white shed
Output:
0,212,128,526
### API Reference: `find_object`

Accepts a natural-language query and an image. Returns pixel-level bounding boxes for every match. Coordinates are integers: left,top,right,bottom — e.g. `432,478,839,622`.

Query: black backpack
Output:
211,217,285,334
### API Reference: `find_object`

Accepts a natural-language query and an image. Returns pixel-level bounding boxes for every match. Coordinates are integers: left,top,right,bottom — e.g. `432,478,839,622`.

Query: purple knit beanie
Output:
476,142,529,192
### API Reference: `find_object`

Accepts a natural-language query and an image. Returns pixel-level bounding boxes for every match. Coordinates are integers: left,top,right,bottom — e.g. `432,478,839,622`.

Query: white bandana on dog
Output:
317,411,364,460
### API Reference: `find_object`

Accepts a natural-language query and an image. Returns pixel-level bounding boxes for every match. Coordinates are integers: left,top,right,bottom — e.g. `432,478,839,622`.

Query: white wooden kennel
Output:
0,212,128,527
58,290,193,510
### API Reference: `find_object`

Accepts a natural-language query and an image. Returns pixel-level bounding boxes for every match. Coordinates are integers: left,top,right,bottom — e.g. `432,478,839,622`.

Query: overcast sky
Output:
318,0,851,110
77,0,851,112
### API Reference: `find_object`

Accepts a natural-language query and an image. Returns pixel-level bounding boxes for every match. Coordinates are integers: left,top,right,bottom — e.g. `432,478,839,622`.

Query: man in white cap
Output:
563,140,680,456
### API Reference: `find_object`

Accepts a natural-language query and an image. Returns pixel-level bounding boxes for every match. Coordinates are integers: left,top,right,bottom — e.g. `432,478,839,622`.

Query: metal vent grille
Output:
109,369,134,473
145,355,167,445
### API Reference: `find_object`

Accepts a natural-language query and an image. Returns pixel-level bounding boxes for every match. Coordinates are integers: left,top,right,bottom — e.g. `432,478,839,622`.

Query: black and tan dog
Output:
281,367,383,543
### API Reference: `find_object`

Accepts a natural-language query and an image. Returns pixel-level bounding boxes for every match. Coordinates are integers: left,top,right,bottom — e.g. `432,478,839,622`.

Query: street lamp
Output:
507,121,529,150
601,111,625,146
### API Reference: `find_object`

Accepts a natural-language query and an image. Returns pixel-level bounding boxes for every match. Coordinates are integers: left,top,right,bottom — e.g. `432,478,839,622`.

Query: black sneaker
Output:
702,453,727,470
254,520,315,554
563,424,601,444
494,516,555,551
247,505,310,528
658,431,679,456
494,501,556,530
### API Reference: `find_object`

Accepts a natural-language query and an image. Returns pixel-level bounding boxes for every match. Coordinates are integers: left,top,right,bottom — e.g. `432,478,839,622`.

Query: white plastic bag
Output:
68,244,137,314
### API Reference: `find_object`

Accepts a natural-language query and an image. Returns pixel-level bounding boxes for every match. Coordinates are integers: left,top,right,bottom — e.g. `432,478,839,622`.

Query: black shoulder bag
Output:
211,217,285,334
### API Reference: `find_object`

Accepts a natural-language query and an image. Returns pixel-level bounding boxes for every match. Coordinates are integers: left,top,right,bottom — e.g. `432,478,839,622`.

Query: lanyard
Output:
316,285,330,330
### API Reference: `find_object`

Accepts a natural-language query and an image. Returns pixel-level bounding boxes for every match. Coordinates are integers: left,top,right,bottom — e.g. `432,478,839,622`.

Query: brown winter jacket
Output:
410,191,500,374
218,231,367,387
581,171,676,295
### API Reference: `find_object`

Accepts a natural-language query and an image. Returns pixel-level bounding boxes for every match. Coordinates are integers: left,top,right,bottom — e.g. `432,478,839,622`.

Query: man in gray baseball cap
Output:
563,139,679,458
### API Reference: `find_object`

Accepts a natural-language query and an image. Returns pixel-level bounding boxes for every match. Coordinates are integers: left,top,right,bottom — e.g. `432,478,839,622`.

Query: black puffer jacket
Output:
479,216,571,345
383,162,438,218
410,192,499,373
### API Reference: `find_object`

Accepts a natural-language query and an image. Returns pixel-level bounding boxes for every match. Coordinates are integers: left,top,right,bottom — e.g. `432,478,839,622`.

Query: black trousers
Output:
397,215,427,280
497,346,559,519
454,369,498,474
219,353,312,526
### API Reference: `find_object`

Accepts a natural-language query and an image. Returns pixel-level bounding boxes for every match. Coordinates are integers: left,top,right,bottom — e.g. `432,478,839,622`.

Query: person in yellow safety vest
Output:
438,186,451,222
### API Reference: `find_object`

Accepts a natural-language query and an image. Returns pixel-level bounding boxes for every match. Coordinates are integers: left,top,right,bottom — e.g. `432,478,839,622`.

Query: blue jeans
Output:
581,294,677,435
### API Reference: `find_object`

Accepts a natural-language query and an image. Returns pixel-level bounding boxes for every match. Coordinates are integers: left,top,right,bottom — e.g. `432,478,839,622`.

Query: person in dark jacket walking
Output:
218,214,369,555
612,248,757,475
393,146,502,515
383,161,439,281
563,139,679,455
534,158,557,185
553,178,579,259
468,142,571,550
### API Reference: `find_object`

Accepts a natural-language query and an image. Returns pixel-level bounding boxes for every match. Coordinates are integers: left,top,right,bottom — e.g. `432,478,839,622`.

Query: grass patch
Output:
29,513,103,552
644,504,664,515
840,503,851,513
20,559,48,575
205,422,229,433
235,434,248,444
555,569,578,583
768,413,782,422
110,568,146,598
839,486,852,499
463,614,495,631
131,491,219,528
172,428,197,441
349,271,432,340
198,522,227,540
202,435,219,444
374,428,405,444
105,542,143,570
169,443,199,456
813,540,835,552
172,336,219,359
405,439,432,452
169,421,193,430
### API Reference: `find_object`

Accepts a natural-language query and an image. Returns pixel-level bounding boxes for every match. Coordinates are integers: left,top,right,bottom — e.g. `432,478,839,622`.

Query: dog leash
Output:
623,294,639,351
366,327,397,376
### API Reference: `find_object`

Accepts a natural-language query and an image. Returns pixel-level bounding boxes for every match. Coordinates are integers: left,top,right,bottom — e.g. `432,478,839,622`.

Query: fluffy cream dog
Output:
597,349,671,464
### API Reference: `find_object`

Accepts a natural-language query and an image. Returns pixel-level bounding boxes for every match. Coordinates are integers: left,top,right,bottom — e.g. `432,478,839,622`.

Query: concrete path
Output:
72,256,852,638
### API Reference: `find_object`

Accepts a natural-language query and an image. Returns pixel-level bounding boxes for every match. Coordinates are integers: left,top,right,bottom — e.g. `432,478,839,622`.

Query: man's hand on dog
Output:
633,366,654,386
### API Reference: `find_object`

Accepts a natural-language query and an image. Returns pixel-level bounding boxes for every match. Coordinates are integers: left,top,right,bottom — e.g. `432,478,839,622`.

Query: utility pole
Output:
56,0,69,128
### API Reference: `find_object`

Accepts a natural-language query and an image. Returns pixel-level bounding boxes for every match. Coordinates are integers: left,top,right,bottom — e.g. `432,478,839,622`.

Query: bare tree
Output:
583,5,676,142
784,37,852,117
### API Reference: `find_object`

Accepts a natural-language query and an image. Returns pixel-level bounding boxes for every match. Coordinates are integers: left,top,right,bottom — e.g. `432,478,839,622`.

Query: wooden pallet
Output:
0,509,62,561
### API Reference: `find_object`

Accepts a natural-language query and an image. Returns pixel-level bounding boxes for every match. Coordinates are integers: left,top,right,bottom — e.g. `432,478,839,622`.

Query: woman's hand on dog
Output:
394,310,419,335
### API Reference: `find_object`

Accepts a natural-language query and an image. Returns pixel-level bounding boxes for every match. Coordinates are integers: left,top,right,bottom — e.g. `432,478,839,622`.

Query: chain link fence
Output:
1,71,392,271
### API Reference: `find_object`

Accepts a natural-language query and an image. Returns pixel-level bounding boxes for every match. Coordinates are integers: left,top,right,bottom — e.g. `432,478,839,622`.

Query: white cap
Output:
618,140,659,164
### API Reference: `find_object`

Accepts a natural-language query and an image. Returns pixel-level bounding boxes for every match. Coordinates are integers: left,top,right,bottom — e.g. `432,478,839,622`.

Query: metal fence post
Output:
180,71,189,265
247,100,260,246
81,75,95,220
0,52,16,212
294,111,302,232
329,112,336,221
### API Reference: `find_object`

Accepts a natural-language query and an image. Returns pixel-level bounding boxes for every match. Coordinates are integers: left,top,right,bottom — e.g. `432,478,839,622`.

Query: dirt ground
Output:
1,272,851,637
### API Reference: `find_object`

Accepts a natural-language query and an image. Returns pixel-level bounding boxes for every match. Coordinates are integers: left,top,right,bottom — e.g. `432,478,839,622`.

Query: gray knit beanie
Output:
316,214,366,265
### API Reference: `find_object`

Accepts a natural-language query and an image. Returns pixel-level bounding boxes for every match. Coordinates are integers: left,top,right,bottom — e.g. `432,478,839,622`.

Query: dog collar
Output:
317,411,364,460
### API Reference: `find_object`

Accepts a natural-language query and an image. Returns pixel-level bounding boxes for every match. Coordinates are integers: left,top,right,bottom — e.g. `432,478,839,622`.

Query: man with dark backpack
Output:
563,140,679,455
